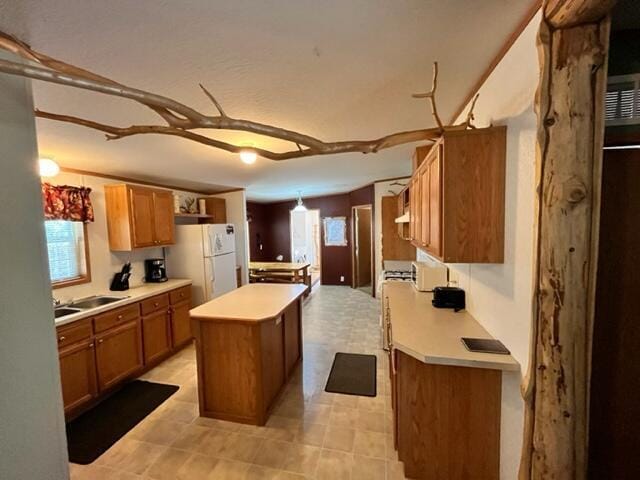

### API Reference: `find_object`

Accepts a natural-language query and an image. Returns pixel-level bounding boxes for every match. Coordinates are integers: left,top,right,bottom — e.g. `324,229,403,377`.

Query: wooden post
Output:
519,1,615,479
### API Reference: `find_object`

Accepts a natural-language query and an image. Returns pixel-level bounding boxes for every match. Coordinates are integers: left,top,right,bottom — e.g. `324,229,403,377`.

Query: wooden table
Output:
190,283,307,425
249,262,311,293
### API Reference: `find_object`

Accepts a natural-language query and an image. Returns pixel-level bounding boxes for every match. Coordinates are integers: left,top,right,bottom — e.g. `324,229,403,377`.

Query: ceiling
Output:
0,0,534,201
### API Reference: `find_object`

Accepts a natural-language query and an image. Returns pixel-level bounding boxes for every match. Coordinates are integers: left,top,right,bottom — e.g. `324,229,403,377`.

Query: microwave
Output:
411,260,448,292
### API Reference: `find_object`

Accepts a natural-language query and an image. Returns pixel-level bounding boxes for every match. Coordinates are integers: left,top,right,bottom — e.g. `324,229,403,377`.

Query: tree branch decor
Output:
0,31,479,161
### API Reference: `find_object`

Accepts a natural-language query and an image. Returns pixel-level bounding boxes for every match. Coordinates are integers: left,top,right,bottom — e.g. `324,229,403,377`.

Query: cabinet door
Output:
261,316,285,410
410,177,422,244
142,309,172,365
428,150,442,257
397,194,404,238
171,300,192,347
420,166,430,249
283,301,301,376
95,319,143,391
129,187,156,248
59,339,98,414
152,190,175,246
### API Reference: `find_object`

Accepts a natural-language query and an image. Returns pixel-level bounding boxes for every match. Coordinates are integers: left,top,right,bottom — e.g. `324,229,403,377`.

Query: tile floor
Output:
69,285,407,480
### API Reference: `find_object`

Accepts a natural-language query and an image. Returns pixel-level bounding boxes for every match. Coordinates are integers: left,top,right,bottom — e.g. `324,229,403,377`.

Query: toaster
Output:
432,286,465,312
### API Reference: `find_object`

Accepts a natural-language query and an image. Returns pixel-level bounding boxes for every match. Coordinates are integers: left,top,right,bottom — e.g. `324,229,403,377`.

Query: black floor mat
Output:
66,380,179,464
325,352,377,397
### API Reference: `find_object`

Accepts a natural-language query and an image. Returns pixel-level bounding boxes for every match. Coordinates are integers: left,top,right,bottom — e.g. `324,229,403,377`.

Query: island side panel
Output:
195,319,261,424
259,315,286,424
283,299,302,377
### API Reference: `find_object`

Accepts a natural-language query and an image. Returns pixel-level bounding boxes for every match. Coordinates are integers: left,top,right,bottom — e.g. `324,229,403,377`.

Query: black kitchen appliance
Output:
144,258,168,283
432,286,465,312
110,262,131,291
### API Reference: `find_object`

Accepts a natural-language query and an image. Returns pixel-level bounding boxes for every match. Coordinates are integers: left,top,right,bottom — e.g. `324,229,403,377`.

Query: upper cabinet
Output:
410,126,506,263
105,184,176,251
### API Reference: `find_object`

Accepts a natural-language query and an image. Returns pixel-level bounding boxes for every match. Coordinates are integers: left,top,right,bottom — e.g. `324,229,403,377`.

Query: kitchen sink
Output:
70,295,128,309
54,307,83,319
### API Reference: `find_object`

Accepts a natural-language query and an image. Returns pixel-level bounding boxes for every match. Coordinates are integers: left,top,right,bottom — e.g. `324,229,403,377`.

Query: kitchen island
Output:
190,283,307,425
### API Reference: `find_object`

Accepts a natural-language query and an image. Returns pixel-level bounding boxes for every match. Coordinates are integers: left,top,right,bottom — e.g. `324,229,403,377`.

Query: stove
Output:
383,270,412,281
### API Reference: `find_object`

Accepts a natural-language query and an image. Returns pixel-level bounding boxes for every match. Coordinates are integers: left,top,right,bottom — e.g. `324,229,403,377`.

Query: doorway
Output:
290,208,321,287
588,147,640,479
352,205,373,296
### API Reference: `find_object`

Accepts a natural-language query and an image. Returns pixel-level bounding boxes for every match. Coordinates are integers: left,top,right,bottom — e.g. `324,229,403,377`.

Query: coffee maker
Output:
145,258,168,283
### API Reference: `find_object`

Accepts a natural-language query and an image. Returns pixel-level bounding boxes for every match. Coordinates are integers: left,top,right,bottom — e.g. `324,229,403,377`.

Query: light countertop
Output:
190,283,307,323
54,279,192,327
383,282,520,372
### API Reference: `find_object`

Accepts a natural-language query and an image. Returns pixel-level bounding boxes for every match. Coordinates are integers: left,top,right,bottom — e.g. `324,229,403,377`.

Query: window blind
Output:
45,220,84,282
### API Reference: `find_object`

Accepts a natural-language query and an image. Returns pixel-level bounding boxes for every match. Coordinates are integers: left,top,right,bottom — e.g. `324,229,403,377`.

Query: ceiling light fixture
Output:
292,191,307,212
39,158,60,177
240,150,257,164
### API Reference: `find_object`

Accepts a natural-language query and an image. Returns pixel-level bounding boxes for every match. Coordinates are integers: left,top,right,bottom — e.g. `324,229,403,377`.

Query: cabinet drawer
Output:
169,286,191,305
94,303,140,333
140,293,170,316
57,319,93,348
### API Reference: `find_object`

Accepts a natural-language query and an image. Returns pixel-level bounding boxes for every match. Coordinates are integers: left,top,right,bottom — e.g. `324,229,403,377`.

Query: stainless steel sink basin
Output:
54,307,83,319
70,295,128,309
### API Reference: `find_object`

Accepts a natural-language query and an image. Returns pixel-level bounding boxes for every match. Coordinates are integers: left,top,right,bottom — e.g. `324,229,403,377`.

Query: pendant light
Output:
292,191,307,212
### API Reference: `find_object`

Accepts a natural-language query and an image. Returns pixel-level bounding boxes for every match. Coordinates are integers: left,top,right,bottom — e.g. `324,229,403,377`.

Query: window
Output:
44,220,91,287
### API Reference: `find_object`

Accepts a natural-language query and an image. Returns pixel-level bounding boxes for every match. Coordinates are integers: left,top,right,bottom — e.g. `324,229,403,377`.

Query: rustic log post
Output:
519,1,615,479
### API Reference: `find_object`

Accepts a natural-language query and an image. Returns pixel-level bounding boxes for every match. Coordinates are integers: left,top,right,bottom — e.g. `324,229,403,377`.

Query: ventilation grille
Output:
606,75,640,126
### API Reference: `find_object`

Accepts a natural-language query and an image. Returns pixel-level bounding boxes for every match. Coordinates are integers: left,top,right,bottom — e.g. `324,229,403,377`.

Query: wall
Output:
247,185,374,285
416,12,541,479
0,52,69,480
247,201,270,262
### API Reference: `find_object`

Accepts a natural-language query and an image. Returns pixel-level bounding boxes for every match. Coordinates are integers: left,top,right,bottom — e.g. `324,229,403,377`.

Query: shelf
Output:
175,213,214,219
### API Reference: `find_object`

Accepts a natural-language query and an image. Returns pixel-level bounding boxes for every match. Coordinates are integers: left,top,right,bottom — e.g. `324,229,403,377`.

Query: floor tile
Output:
353,430,386,459
323,426,355,452
281,443,321,475
316,449,353,480
352,455,386,480
252,439,293,469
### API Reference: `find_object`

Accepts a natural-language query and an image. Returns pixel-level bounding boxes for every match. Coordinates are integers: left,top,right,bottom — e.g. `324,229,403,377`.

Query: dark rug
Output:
66,380,179,464
325,352,377,397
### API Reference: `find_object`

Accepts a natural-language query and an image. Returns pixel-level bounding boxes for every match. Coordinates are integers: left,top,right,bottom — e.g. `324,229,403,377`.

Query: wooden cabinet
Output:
409,127,506,263
202,197,227,224
392,349,501,480
95,319,143,391
382,196,416,262
141,309,172,365
170,300,192,347
193,292,305,425
56,285,191,417
104,183,175,251
396,188,411,240
59,338,98,415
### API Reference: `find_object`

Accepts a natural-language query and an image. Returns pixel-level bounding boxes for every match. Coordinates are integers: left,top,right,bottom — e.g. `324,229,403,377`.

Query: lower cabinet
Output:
59,339,98,414
56,285,192,418
261,316,285,409
142,309,172,365
170,300,192,347
392,349,501,480
95,319,143,391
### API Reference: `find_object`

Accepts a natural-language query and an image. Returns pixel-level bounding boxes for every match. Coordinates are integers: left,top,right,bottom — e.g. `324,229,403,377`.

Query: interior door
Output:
152,190,175,245
355,207,372,287
589,149,640,479
129,186,155,248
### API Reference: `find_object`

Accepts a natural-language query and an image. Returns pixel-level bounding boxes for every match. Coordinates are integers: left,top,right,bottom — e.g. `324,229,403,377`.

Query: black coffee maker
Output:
145,258,168,283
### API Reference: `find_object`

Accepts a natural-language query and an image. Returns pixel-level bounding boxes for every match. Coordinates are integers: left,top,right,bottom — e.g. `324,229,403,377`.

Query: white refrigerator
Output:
166,224,238,306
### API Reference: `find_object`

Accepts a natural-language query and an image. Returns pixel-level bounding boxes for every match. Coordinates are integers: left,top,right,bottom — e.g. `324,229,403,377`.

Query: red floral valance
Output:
42,182,95,222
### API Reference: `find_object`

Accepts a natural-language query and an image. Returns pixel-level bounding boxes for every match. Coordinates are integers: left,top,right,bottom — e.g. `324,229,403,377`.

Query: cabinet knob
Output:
58,336,66,342
89,343,94,348
154,302,159,307
98,339,104,344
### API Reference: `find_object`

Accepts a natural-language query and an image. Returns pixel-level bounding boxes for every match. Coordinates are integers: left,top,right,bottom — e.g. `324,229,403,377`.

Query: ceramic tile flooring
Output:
69,285,407,480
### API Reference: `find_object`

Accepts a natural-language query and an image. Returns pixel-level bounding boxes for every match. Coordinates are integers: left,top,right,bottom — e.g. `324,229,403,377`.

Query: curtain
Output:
42,182,95,222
